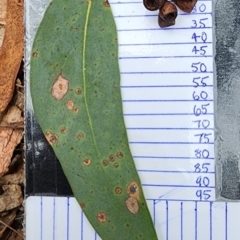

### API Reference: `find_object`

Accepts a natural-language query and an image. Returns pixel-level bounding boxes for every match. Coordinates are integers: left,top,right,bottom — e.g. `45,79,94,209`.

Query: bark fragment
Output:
0,0,24,112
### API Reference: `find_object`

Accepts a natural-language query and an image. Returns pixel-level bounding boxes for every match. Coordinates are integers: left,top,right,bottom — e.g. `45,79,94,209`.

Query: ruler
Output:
25,0,240,239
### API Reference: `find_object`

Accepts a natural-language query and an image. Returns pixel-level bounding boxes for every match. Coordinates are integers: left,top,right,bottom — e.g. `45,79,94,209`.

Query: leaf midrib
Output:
82,0,101,159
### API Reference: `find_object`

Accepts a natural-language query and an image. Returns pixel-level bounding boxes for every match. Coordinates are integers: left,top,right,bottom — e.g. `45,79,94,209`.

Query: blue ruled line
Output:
134,156,214,160
124,113,213,116
53,198,55,240
110,0,211,3
41,197,43,240
121,85,213,88
166,201,169,240
111,0,211,3
128,127,214,130
225,203,228,240
142,184,215,188
118,27,212,31
153,200,156,225
81,211,83,240
119,55,213,59
119,42,213,46
67,198,69,240
114,12,211,18
123,100,213,102
195,202,198,240
130,141,214,144
138,170,215,174
121,71,213,74
147,199,214,203
210,202,212,240
181,202,183,240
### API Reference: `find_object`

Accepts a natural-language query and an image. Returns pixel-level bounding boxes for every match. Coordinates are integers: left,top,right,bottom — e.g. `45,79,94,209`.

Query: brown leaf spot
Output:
80,202,86,208
97,212,107,223
127,181,140,200
115,187,122,194
125,197,139,214
77,132,84,140
102,159,109,166
73,107,79,113
51,74,69,100
32,51,38,57
109,154,115,162
103,0,110,7
75,88,82,95
116,152,123,158
83,158,91,166
45,131,59,145
60,127,67,134
114,163,119,168
66,100,74,110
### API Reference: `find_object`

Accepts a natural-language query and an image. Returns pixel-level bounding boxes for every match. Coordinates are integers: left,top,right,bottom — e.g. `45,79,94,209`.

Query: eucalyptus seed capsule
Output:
173,0,198,13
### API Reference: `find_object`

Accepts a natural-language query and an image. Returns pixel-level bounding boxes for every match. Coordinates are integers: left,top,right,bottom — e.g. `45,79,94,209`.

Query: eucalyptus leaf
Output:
30,0,158,239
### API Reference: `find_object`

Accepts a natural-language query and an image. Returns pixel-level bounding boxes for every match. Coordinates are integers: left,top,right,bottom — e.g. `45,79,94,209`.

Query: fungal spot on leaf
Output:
115,187,122,194
97,212,107,223
75,88,82,95
109,154,115,162
77,132,84,140
51,74,69,100
66,100,75,110
80,202,86,208
125,197,139,214
83,158,91,166
127,181,140,200
32,52,38,57
102,159,109,166
116,152,123,158
103,0,110,7
114,163,119,168
60,127,67,134
73,107,79,113
45,131,59,145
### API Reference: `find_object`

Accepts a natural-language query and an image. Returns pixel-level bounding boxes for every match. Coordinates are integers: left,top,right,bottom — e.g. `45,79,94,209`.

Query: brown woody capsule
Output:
173,0,198,13
158,2,177,28
143,0,161,11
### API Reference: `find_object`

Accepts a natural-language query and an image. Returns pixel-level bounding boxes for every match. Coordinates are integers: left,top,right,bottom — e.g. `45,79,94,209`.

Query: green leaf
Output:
30,0,158,239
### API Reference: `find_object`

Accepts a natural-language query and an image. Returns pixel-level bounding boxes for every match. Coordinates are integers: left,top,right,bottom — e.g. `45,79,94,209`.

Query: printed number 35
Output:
191,18,208,28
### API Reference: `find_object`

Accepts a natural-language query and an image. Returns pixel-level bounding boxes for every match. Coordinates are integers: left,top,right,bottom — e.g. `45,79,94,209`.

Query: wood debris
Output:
0,0,24,113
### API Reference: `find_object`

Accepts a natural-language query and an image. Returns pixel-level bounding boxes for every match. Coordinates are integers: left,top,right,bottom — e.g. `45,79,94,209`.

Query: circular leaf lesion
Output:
51,74,69,100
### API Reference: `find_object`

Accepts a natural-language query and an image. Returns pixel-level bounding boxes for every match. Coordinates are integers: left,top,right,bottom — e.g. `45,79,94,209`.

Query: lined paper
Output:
26,197,240,240
24,0,237,239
